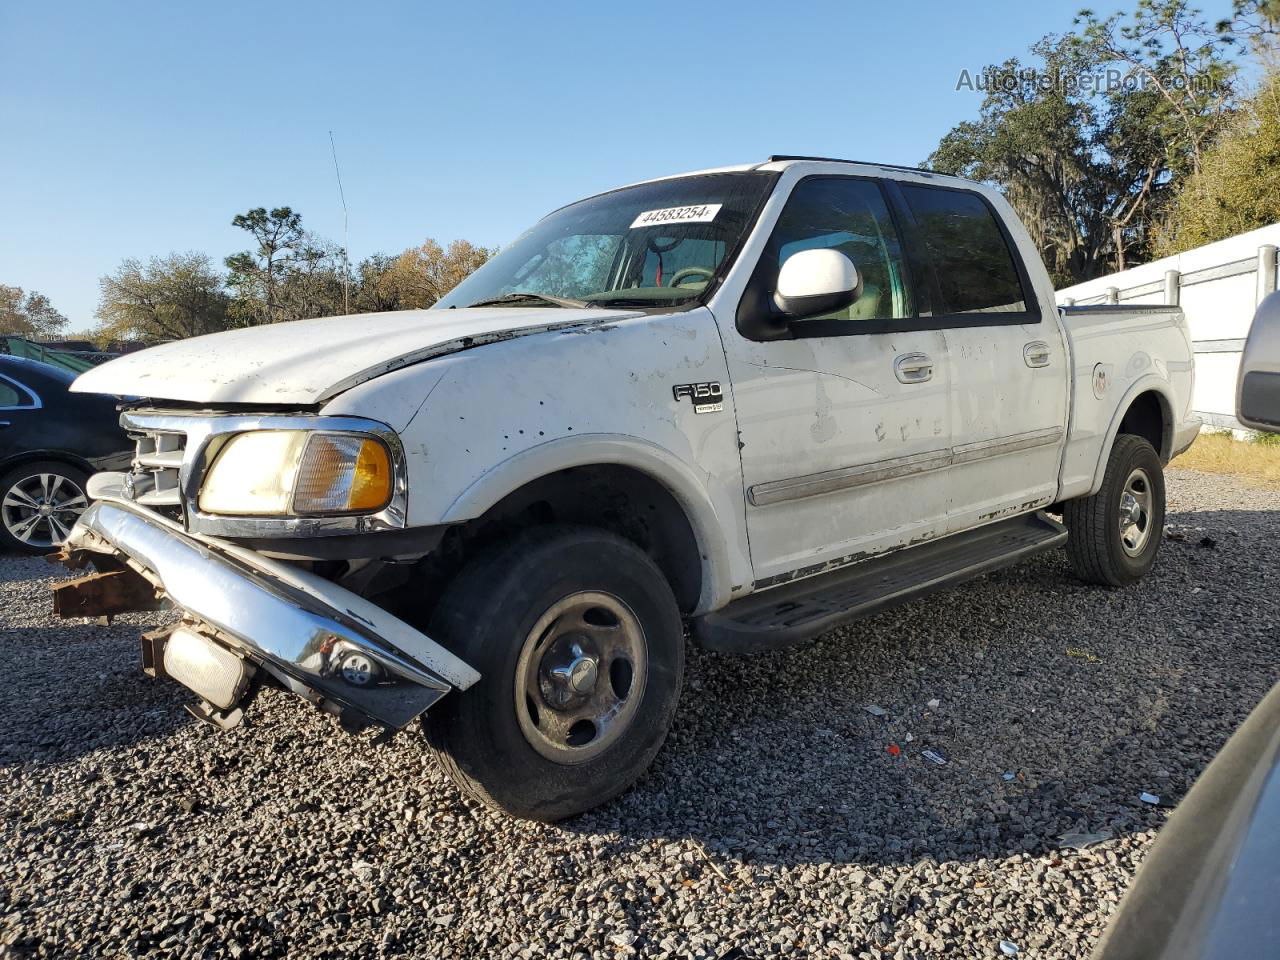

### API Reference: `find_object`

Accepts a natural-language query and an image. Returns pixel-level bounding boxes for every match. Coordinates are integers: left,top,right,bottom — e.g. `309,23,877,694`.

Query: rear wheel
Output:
423,526,684,821
1064,435,1165,587
0,461,90,554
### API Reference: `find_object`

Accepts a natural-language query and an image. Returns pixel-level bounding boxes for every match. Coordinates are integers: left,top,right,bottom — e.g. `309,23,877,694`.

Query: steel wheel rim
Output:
1,471,89,549
1118,467,1154,557
514,591,648,764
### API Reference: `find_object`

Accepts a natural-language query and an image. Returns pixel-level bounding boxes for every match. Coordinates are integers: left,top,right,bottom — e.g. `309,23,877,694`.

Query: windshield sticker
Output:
630,204,722,229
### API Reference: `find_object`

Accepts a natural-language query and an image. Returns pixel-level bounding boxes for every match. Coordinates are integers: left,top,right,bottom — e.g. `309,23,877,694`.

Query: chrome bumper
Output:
62,498,480,729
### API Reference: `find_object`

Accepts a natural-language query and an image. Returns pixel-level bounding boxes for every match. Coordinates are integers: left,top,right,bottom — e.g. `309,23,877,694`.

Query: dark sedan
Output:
0,356,130,553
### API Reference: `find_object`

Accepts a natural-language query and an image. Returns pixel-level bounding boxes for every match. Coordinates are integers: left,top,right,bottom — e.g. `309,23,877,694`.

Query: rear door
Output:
889,182,1067,531
720,175,955,586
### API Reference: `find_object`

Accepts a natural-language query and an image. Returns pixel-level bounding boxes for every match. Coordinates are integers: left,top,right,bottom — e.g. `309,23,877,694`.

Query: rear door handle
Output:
894,352,933,384
1024,341,1051,368
0,421,10,428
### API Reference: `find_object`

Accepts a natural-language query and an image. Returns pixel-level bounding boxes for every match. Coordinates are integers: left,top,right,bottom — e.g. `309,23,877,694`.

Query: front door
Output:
718,176,954,587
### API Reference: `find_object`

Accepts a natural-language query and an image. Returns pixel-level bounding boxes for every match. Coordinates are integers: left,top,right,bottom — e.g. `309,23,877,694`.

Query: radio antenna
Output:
329,130,351,314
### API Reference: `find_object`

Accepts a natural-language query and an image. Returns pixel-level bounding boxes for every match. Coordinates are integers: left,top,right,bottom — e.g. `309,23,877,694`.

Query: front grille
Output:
125,422,188,515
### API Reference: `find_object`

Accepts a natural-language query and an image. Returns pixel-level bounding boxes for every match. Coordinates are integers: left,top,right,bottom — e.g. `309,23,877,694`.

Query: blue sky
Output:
0,0,1242,329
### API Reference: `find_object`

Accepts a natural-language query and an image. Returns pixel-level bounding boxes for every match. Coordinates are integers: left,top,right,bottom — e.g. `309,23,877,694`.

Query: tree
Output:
225,206,302,325
95,252,231,343
1220,0,1280,66
1074,0,1237,180
932,41,1111,285
1155,73,1280,253
224,207,354,323
275,234,350,322
929,0,1237,281
0,285,68,338
351,254,403,313
378,238,494,309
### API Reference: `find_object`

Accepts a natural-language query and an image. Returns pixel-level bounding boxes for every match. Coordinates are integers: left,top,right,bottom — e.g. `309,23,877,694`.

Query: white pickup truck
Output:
56,156,1198,820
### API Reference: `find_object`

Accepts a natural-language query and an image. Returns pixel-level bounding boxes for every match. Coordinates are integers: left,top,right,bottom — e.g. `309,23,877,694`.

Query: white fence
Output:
1057,224,1280,431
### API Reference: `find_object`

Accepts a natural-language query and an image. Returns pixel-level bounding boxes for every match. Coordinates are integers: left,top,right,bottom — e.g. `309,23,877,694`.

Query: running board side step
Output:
693,512,1067,653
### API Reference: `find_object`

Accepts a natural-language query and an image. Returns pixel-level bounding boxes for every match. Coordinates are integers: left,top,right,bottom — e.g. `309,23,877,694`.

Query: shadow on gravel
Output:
0,618,188,768
0,556,67,582
562,506,1280,869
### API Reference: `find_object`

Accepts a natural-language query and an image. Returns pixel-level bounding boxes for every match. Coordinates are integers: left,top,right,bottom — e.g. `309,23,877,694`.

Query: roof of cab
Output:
618,155,979,190
550,156,983,218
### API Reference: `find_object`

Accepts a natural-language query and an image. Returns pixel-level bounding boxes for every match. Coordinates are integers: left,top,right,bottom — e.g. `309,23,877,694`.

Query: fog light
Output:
163,627,249,709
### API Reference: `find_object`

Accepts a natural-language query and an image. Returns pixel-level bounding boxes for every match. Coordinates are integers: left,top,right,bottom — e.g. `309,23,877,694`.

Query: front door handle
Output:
0,421,10,428
1024,341,1051,368
894,352,933,384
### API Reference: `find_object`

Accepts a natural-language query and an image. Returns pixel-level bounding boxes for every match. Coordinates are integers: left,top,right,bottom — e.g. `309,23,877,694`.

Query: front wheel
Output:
423,526,684,821
1064,434,1166,587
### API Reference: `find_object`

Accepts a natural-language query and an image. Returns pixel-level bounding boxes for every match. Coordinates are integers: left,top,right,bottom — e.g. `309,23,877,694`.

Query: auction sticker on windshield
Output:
630,204,722,229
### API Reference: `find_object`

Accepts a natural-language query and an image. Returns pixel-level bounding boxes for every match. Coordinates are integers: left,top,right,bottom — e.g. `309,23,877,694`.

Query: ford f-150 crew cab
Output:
55,156,1198,820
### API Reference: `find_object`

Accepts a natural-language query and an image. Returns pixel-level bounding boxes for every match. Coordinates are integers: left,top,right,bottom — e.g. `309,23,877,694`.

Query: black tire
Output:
1063,434,1165,587
0,461,90,555
424,525,685,821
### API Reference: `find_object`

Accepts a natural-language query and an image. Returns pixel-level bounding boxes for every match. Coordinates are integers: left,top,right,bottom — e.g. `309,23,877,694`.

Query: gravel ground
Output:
1,468,1277,960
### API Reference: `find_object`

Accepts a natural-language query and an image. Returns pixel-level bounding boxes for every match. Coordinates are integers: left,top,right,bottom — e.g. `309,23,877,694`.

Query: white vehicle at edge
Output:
60,156,1198,820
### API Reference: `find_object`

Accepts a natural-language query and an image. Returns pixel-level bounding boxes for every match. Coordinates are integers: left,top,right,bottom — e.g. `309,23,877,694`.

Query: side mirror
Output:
773,249,862,321
1238,291,1280,432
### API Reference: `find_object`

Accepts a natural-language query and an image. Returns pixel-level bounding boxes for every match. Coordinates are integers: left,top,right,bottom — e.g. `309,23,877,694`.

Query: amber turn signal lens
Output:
349,438,392,511
293,435,393,514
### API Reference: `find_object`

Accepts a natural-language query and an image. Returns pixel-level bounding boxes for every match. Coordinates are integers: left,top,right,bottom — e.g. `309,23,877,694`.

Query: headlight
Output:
198,430,393,516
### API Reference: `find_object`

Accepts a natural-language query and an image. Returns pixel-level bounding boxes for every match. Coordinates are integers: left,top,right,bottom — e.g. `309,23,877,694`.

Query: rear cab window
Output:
896,184,1037,322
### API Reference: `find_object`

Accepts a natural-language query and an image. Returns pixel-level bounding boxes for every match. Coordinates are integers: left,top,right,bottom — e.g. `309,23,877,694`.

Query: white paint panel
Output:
1124,291,1169,306
363,308,752,613
70,306,642,405
1180,273,1257,342
1193,351,1246,417
724,327,953,581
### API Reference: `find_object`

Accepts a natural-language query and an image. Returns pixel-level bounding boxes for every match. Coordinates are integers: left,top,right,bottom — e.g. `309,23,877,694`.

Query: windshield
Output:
435,172,777,310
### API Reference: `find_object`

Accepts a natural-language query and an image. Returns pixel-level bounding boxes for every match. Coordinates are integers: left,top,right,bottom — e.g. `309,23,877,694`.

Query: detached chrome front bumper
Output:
59,498,480,730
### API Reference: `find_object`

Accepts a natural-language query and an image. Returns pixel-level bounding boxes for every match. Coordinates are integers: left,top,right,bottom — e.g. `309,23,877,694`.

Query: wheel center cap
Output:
567,656,598,694
1120,493,1141,524
38,503,52,516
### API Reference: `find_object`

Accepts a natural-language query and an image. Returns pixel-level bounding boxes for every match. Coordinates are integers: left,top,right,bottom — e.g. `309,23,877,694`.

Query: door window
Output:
768,178,913,322
898,185,1028,315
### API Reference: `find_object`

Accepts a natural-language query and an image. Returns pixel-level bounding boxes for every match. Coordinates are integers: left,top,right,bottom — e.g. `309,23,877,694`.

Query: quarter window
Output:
768,178,913,322
0,377,33,408
898,185,1028,315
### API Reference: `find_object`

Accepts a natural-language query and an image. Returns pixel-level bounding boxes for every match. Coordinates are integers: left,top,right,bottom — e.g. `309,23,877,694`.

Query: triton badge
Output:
673,382,724,414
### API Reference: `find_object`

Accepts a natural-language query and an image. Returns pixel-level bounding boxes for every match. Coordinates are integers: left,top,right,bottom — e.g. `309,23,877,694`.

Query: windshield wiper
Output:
466,292,589,309
587,296,675,307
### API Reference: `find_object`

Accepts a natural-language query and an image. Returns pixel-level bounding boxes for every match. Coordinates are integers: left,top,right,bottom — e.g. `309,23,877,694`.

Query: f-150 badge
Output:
673,382,724,414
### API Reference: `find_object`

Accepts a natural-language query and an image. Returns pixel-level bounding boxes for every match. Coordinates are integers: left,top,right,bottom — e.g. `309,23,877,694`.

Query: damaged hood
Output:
72,307,642,406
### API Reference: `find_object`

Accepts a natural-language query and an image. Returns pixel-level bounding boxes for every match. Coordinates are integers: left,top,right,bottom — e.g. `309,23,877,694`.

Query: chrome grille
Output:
125,423,187,509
